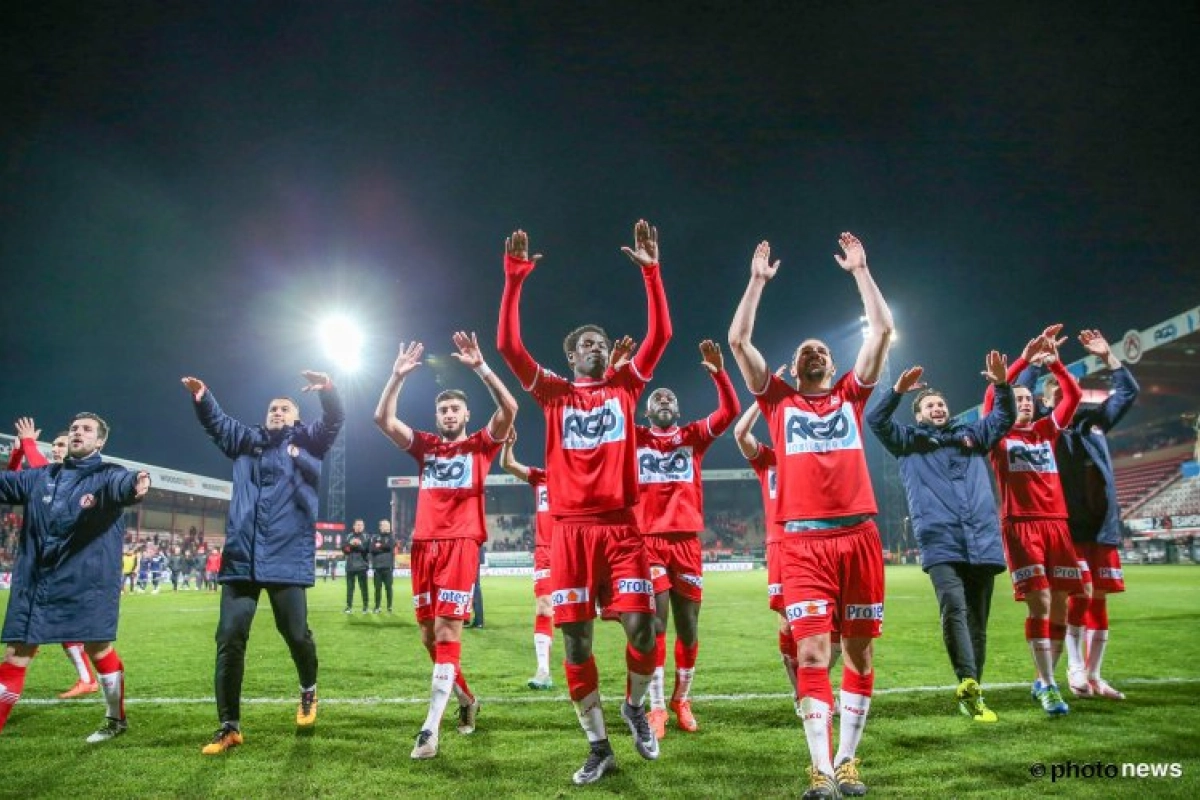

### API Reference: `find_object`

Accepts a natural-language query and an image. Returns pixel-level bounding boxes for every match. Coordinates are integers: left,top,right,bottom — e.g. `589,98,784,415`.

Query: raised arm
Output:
620,220,673,377
1079,329,1139,432
983,325,1062,413
450,331,518,441
497,229,542,388
10,417,48,469
299,370,345,457
500,429,533,483
1046,348,1082,429
728,241,778,394
372,342,424,451
732,403,763,459
974,351,1017,448
698,340,741,436
866,365,925,457
836,233,895,386
182,377,255,459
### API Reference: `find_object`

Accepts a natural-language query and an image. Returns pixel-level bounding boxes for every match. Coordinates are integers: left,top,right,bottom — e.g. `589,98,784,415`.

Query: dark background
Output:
3,2,1197,526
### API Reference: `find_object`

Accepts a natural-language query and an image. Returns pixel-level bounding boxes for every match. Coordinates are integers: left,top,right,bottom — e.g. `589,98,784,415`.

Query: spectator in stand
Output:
343,519,370,614
866,353,1015,722
1016,329,1139,701
370,519,397,614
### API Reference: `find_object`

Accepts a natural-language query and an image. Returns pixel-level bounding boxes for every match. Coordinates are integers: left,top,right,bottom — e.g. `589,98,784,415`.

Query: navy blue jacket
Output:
867,385,1016,572
0,454,141,643
1017,364,1139,545
195,386,344,586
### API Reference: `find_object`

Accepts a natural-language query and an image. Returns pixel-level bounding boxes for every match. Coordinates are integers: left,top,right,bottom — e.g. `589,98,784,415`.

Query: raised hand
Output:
450,331,484,369
14,417,40,441
390,342,425,379
621,219,659,267
981,350,1008,384
505,229,542,279
833,232,867,273
301,371,332,392
181,376,208,401
1079,329,1111,358
750,241,780,281
134,471,152,500
893,365,926,394
609,335,637,371
699,339,724,373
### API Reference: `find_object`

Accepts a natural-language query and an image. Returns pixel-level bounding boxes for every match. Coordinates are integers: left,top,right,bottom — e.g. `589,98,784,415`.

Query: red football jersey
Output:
754,372,877,521
633,421,718,534
990,417,1068,520
528,362,647,517
527,466,552,549
747,443,785,545
407,428,502,542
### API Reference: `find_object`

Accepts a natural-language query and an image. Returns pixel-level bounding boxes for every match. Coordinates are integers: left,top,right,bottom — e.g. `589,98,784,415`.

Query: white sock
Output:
572,690,607,742
1065,625,1086,673
798,697,833,775
63,645,92,682
627,669,653,708
648,666,666,710
422,662,455,732
672,667,695,703
534,633,552,675
833,690,871,765
1029,638,1055,685
97,668,124,720
1085,628,1109,680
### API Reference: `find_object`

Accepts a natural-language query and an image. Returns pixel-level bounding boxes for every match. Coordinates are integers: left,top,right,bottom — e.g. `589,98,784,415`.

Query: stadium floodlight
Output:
319,315,364,374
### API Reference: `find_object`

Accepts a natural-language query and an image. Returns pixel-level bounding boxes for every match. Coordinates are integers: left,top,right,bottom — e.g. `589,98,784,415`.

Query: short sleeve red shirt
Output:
407,428,502,542
754,372,877,521
633,420,718,534
527,466,552,548
747,443,785,545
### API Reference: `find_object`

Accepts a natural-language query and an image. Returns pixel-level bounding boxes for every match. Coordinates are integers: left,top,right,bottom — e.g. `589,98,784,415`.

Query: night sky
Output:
3,2,1198,526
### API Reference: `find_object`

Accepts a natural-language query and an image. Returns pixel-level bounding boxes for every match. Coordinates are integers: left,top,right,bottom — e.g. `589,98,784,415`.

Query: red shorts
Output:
780,520,885,641
410,538,479,622
1074,542,1125,594
1002,519,1085,600
766,540,785,613
550,519,654,625
533,544,552,597
644,533,703,602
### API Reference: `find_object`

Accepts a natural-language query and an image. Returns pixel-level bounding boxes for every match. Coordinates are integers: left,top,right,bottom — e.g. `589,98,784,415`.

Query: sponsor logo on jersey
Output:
785,599,829,620
552,586,591,606
536,485,549,512
421,453,474,489
1004,439,1058,473
783,405,862,455
767,582,783,596
1051,566,1081,581
650,565,668,580
533,568,551,581
617,578,654,595
437,587,474,615
1098,567,1123,580
679,572,703,589
637,446,695,484
412,591,431,608
562,399,626,450
1010,564,1046,584
844,603,884,621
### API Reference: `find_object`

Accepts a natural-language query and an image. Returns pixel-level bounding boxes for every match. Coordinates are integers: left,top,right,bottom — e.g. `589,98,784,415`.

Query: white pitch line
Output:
19,676,1200,706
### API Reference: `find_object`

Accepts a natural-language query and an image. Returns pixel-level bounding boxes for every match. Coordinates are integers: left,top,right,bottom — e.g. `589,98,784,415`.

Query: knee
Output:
795,636,830,668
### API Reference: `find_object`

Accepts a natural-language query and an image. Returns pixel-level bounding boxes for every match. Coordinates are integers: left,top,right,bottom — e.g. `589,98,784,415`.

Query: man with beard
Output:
497,221,670,785
866,352,1016,722
728,234,893,800
373,331,517,760
6,420,100,699
182,370,344,754
633,340,740,738
0,413,150,740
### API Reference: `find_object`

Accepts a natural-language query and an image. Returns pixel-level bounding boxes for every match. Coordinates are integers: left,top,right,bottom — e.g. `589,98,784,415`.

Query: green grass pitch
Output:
3,566,1199,798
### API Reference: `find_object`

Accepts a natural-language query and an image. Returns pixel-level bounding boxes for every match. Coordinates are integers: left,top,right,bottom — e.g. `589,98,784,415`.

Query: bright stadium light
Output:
319,315,364,374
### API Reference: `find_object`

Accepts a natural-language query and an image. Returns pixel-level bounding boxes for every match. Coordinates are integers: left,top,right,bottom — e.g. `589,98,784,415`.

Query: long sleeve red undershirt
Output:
6,438,48,471
984,356,1081,427
497,255,673,385
704,368,742,437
